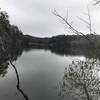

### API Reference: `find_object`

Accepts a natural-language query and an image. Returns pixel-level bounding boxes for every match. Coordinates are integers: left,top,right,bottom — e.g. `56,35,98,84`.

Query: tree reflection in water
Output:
0,47,29,100
0,61,9,77
58,58,100,100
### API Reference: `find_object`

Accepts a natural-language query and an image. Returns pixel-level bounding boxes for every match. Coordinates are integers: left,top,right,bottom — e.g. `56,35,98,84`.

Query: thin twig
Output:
53,9,100,57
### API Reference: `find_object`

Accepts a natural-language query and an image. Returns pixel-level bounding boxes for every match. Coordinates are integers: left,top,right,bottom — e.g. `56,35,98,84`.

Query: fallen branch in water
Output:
9,60,29,100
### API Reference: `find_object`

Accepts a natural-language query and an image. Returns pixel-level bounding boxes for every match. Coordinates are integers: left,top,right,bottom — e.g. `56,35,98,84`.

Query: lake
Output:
0,49,86,100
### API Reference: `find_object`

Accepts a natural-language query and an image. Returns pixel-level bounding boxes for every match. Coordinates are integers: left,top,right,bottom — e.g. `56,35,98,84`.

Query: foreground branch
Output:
94,0,100,5
10,61,29,100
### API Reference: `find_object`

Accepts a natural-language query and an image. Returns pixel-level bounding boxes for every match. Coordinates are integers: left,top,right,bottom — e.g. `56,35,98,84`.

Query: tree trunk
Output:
83,85,90,100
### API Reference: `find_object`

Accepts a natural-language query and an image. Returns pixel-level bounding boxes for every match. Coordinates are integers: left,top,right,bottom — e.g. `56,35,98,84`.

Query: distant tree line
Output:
0,9,100,58
22,34,100,53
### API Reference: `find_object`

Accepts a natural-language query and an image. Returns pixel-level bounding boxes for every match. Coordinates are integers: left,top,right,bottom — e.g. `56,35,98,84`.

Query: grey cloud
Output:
0,0,100,36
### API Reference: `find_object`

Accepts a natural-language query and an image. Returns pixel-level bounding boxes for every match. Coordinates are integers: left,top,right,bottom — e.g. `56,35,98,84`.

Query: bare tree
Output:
53,9,100,56
53,1,100,100
58,59,100,100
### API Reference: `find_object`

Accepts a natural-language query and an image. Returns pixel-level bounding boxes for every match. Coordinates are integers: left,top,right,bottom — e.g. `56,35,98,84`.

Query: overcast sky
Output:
0,0,100,37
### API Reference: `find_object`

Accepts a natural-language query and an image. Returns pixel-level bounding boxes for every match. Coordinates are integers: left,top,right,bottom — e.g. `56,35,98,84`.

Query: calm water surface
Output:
0,49,85,100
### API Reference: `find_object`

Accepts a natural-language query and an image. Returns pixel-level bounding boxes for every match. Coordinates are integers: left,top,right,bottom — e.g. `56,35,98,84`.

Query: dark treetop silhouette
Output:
0,44,29,100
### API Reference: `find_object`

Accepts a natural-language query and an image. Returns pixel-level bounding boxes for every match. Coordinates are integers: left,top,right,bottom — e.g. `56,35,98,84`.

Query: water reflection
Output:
0,46,100,100
0,46,23,78
0,61,9,77
50,48,100,59
58,58,100,100
25,46,100,59
0,46,29,100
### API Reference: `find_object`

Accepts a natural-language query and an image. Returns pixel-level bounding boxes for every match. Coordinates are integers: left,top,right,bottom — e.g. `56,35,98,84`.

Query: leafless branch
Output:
53,9,100,56
94,0,100,5
88,8,92,34
78,8,96,35
53,10,91,40
10,60,29,100
58,59,100,100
